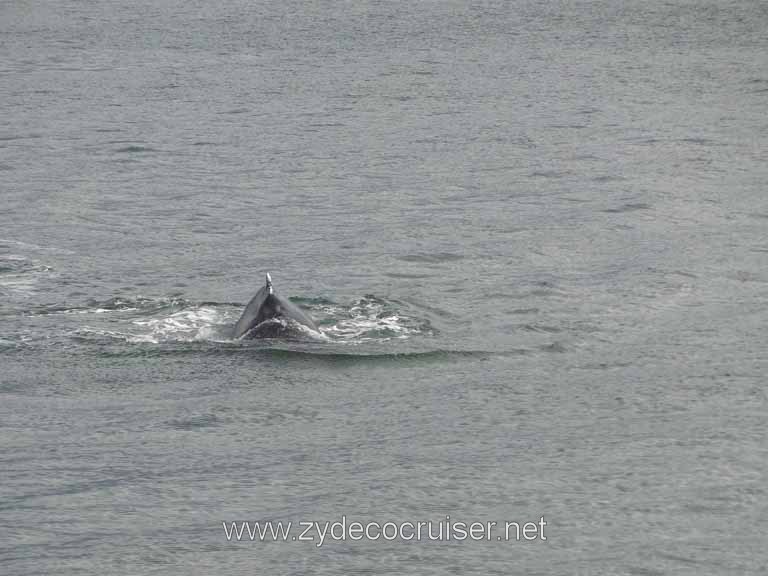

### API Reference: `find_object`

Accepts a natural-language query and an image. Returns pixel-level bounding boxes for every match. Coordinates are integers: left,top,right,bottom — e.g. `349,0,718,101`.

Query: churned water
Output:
1,1,766,574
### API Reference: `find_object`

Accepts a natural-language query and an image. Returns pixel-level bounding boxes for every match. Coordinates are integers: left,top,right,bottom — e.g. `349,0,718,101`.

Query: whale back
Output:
231,283,270,338
231,275,317,339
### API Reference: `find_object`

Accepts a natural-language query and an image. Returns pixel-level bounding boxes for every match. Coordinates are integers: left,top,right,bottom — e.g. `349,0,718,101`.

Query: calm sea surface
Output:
1,1,767,574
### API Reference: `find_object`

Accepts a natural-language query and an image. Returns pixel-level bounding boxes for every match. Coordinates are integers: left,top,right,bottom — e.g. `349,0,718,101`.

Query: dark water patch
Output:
655,552,702,567
730,270,764,283
579,361,633,370
646,267,699,280
54,66,112,72
572,153,600,161
676,137,720,146
511,307,540,314
626,567,665,576
669,269,698,279
592,174,625,183
539,342,566,353
115,145,157,153
471,164,515,176
746,79,768,93
169,413,221,430
520,323,561,334
397,252,464,263
489,287,564,299
414,136,448,145
631,137,662,146
308,122,345,128
192,141,217,146
384,272,433,279
0,134,42,142
528,170,569,178
602,202,652,213
408,69,435,76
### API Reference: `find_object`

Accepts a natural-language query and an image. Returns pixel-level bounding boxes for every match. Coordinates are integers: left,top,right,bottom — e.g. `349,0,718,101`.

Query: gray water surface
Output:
1,1,767,574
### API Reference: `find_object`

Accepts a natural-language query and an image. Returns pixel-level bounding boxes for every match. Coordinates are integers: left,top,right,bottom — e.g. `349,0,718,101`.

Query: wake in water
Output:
56,294,435,346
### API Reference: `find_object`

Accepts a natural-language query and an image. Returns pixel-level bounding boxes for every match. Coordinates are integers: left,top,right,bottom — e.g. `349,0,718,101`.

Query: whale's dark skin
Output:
232,273,318,339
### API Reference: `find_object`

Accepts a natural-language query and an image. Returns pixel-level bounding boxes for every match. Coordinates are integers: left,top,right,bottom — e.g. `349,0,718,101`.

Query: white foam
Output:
319,299,426,342
130,306,229,342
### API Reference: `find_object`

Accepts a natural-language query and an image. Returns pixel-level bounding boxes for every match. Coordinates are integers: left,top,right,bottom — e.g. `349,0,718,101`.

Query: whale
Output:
232,273,319,339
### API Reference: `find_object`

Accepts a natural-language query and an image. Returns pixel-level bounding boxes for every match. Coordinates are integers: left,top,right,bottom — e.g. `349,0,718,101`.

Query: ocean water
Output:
1,1,767,574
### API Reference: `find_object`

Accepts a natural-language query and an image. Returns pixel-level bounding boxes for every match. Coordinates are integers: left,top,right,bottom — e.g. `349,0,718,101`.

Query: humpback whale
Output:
232,273,319,339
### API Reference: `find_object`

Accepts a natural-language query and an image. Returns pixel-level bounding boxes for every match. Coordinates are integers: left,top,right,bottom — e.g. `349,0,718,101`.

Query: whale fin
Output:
266,272,273,294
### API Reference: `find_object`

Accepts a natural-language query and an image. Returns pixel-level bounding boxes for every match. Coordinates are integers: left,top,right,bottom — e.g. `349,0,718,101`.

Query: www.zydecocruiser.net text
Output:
223,516,547,547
